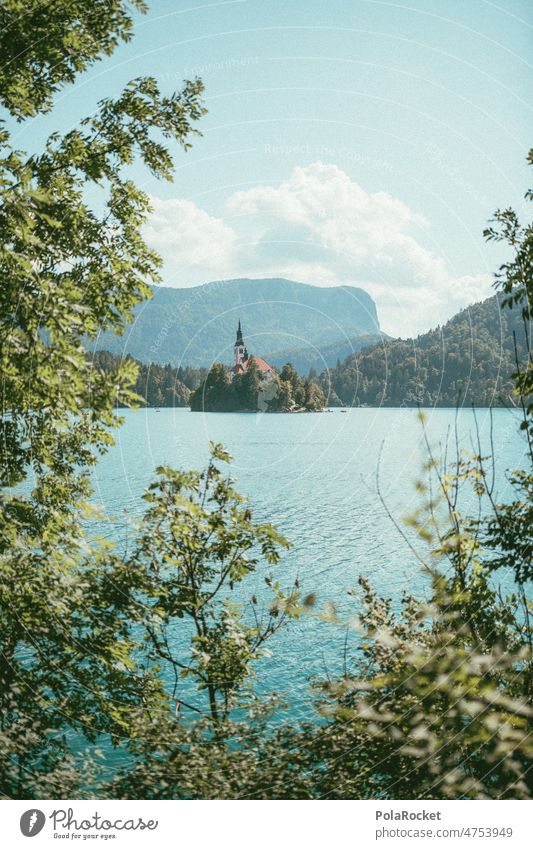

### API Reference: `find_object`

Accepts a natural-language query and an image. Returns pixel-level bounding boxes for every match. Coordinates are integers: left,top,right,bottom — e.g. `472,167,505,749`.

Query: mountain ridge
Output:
91,277,380,367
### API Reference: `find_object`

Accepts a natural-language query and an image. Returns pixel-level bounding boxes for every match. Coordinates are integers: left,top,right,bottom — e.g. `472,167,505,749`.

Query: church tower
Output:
234,320,246,367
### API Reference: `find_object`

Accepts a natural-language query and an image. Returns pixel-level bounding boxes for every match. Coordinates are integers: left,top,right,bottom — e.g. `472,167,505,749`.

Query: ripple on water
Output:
91,407,527,720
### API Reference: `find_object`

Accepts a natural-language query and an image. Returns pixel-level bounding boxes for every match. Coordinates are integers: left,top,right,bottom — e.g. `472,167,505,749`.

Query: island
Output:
190,322,325,413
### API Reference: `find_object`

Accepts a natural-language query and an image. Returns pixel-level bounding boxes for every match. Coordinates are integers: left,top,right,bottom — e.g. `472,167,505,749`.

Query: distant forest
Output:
91,295,529,409
89,350,205,407
319,294,529,407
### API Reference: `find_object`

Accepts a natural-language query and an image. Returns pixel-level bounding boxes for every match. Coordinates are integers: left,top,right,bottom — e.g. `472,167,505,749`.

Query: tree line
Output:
92,291,527,413
91,351,326,412
89,350,205,407
320,294,528,407
190,359,326,412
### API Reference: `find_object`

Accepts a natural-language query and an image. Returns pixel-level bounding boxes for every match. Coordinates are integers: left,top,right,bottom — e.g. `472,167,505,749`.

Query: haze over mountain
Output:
268,333,386,374
92,278,381,367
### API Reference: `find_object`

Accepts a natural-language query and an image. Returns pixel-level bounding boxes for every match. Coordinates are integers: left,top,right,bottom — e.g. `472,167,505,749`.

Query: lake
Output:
91,406,528,722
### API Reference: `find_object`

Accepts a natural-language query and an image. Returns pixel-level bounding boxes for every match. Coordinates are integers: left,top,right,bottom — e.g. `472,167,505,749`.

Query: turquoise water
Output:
91,407,528,721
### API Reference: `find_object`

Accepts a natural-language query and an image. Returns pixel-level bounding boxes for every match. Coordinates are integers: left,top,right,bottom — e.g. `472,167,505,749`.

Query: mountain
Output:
269,332,387,375
90,278,380,367
320,295,530,407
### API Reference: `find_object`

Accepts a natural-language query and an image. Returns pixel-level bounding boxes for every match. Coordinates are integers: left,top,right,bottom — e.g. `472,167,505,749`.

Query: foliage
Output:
236,359,263,411
0,75,205,523
279,363,306,407
267,363,326,411
106,709,316,800
302,511,532,800
89,349,205,407
484,150,533,430
305,378,327,411
0,530,167,797
190,359,325,412
321,294,529,407
107,153,533,801
0,0,206,797
126,442,297,724
294,152,533,800
190,362,236,412
0,1,146,119
1,0,531,802
190,360,264,412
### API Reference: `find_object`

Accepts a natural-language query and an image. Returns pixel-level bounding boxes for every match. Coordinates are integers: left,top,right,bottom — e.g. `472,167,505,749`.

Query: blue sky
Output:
12,0,533,335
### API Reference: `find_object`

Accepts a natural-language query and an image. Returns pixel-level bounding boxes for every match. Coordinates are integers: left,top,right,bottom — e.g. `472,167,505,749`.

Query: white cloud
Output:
143,196,237,283
144,165,492,336
227,162,427,263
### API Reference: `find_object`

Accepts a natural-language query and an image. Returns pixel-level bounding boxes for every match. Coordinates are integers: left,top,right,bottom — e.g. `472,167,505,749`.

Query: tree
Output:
190,362,234,411
235,357,261,410
267,376,292,411
0,0,206,797
484,150,533,429
279,363,306,407
321,295,527,408
304,379,325,411
0,1,146,119
88,351,194,407
128,443,297,725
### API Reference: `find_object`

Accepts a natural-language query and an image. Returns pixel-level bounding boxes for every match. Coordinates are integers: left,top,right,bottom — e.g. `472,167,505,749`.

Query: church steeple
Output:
234,320,245,367
229,319,273,382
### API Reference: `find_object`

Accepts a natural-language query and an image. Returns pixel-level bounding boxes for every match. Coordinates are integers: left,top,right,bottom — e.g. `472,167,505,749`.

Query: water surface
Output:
91,407,527,721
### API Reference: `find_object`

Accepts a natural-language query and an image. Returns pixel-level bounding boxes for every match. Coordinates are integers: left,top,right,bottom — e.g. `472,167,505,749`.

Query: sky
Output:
11,0,533,336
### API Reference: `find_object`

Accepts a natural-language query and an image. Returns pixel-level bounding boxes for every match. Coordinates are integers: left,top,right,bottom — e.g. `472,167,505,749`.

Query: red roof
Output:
232,356,273,375
249,356,273,372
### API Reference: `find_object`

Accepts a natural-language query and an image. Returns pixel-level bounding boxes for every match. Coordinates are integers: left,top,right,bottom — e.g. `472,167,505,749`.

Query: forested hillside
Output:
269,332,386,374
90,351,206,408
320,295,529,407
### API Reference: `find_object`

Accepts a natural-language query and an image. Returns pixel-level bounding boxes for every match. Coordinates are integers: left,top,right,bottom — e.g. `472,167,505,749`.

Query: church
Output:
231,320,274,381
